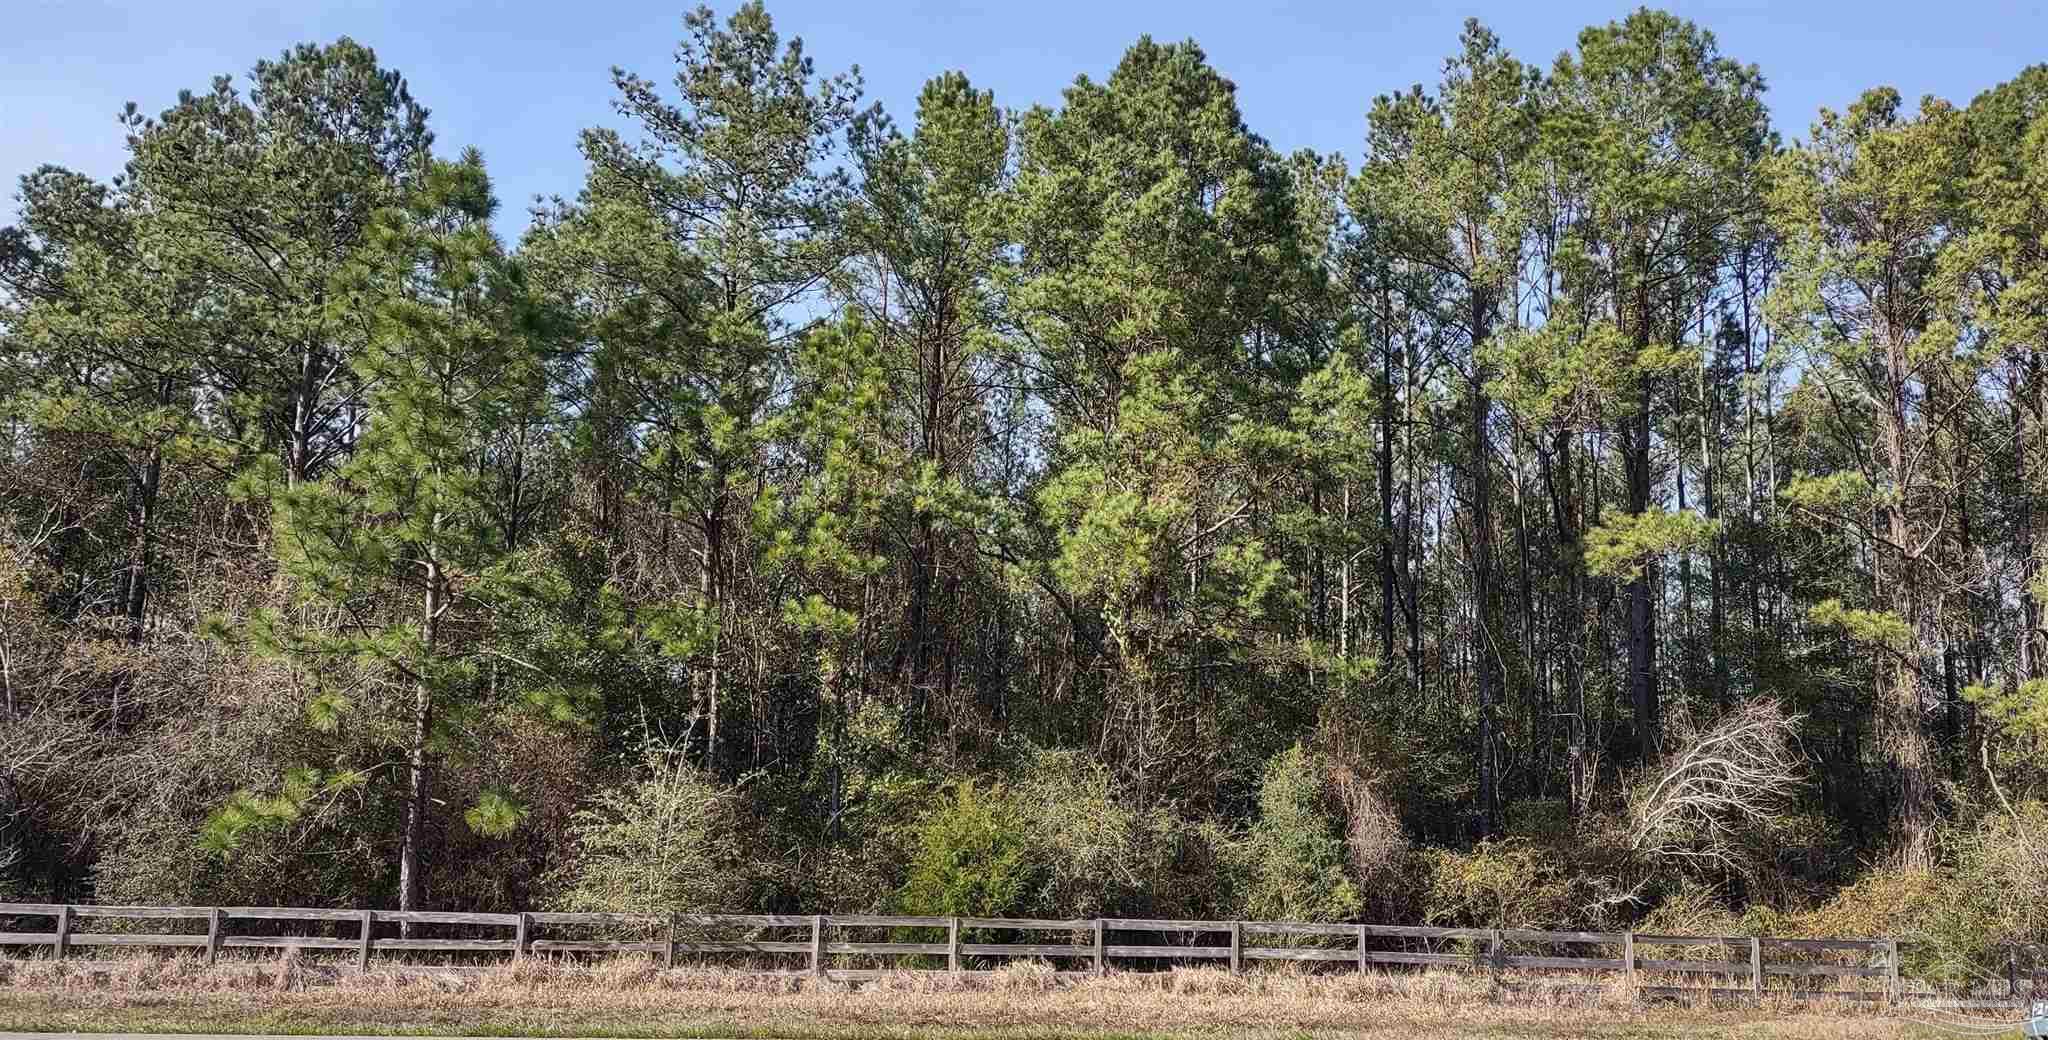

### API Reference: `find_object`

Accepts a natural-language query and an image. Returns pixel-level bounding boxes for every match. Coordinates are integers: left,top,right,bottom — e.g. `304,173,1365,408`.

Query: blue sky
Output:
6,0,2046,241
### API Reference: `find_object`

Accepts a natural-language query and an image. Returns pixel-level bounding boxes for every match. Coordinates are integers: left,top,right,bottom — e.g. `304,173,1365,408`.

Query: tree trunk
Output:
1542,429,1588,812
399,551,440,936
1470,292,1500,835
1404,347,1425,692
124,443,161,646
2020,358,2044,682
1881,336,1934,871
1625,358,1658,762
1700,362,1726,707
111,434,162,731
288,327,326,487
1379,293,1400,669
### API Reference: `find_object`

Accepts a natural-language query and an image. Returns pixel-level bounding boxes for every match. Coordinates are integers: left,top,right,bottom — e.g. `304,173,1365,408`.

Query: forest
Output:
2,2,2046,981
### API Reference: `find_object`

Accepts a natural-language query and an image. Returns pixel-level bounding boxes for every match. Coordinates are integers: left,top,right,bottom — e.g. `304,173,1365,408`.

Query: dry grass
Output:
0,953,1985,1040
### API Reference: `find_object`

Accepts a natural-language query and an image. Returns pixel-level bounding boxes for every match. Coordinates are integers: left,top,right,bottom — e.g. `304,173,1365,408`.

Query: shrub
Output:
1331,761,1410,882
1950,801,2048,945
1635,878,1744,937
550,741,743,912
897,779,1036,917
1785,803,2048,987
1420,838,1576,928
1009,749,1138,917
1118,810,1243,922
1313,700,1417,919
897,749,1144,919
1236,744,1362,922
1791,867,1946,940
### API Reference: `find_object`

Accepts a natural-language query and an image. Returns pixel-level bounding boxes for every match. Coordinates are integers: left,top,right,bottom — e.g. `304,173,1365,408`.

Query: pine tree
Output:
1768,88,1969,868
524,1,860,769
226,154,565,917
1356,19,1540,834
1543,11,1770,762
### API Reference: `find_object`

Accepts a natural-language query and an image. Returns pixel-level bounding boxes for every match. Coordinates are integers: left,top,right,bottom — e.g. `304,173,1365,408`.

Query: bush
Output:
897,748,1142,918
1950,801,2048,946
1636,878,1744,936
1236,744,1362,922
898,744,1376,923
1420,838,1577,928
1009,749,1138,917
1783,803,2048,987
550,741,743,912
1791,867,1946,939
897,779,1036,917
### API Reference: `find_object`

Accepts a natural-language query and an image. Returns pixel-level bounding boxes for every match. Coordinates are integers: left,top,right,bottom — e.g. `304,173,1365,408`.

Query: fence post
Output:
664,911,677,969
1356,923,1367,975
1487,928,1503,974
357,909,374,972
1092,919,1105,976
206,907,223,966
2010,946,2020,999
948,916,961,973
810,915,825,979
1886,939,1900,1005
515,912,531,962
53,905,71,960
1749,937,1762,1000
1229,921,1243,973
1622,932,1637,996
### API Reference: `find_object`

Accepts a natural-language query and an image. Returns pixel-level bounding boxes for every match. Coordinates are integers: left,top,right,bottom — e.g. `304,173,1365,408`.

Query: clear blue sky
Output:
6,0,2046,241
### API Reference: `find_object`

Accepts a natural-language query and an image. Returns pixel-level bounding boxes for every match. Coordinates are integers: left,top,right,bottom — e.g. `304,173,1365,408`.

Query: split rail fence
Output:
1,902,2038,1003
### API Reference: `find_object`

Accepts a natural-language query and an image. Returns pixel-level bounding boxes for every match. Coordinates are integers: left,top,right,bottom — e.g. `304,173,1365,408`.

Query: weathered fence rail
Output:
0,902,2039,1002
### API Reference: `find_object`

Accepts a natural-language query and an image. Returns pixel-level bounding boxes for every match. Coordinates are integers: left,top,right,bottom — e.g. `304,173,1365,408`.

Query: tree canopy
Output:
6,2,2048,974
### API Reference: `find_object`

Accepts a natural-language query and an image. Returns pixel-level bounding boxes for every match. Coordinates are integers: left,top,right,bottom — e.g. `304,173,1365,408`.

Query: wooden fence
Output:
0,902,2037,1002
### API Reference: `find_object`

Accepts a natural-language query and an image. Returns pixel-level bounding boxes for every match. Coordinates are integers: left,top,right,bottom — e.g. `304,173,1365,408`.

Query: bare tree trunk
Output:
1404,345,1425,692
288,330,326,487
1700,358,1726,708
1514,448,1540,797
699,497,725,771
1379,291,1400,669
1341,481,1352,665
1881,336,1933,871
2020,358,2044,682
124,443,161,646
1470,292,1500,835
1542,429,1588,813
399,550,440,936
1626,358,1658,762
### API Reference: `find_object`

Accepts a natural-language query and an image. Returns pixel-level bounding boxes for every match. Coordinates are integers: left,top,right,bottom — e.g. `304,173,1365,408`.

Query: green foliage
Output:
1966,678,2048,742
1807,598,1915,651
200,767,365,856
1236,745,1362,922
1007,35,1338,802
1544,9,1770,339
898,780,1036,918
1420,839,1577,928
464,789,531,839
1779,471,1876,513
898,750,1142,919
1581,508,1723,581
551,744,744,912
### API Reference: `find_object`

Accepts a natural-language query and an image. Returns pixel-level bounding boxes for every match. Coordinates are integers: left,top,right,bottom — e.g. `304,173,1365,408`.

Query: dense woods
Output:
4,3,2047,981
